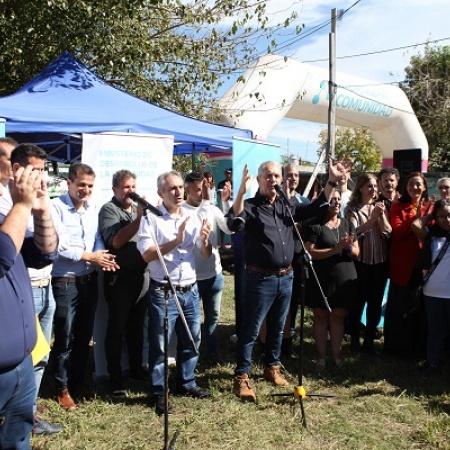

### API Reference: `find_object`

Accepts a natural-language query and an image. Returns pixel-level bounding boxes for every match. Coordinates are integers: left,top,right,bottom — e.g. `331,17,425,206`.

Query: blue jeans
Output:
235,270,293,375
424,295,450,367
198,273,224,357
0,355,35,450
147,282,201,396
52,277,98,389
32,284,56,408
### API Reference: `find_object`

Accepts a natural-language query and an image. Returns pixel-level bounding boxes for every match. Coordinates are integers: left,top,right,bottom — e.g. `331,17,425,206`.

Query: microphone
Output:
128,192,162,217
274,184,291,205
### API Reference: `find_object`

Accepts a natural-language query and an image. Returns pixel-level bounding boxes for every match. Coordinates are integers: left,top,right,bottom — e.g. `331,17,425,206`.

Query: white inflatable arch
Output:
219,55,428,170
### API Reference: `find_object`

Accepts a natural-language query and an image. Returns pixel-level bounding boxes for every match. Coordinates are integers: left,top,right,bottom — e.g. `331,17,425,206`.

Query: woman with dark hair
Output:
384,171,430,357
203,171,217,206
305,191,359,373
345,173,391,353
413,199,450,374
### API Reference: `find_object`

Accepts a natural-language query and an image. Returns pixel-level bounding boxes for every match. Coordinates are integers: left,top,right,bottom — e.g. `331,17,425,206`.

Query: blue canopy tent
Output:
0,51,252,162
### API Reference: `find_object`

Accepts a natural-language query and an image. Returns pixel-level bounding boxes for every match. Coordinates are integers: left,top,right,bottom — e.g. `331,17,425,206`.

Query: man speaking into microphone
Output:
99,169,149,398
228,160,350,402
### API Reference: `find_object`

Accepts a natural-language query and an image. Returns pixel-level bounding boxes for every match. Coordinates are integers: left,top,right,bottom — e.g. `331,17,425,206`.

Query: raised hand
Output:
329,156,352,183
200,218,211,245
372,201,385,219
10,165,41,208
32,174,51,215
238,164,252,196
175,216,190,245
221,181,232,202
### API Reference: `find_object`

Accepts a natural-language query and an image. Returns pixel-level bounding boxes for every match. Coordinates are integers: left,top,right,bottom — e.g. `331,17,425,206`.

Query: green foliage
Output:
400,45,450,172
0,0,300,120
173,152,216,176
318,126,382,172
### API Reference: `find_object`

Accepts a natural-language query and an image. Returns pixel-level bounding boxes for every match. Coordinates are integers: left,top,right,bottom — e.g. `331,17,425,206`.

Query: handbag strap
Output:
422,238,450,284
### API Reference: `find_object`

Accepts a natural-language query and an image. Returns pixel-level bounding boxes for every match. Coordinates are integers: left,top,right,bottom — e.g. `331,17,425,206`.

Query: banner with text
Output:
82,132,174,206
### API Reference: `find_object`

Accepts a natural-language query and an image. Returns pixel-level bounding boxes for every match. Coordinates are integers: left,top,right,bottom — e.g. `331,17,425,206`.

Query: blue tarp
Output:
0,51,252,161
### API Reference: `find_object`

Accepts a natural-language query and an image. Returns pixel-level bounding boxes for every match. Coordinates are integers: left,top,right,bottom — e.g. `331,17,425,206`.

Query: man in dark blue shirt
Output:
228,160,348,401
0,164,44,449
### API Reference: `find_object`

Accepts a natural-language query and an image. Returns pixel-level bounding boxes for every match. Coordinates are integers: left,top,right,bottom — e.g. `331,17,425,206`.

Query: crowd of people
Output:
1,135,450,448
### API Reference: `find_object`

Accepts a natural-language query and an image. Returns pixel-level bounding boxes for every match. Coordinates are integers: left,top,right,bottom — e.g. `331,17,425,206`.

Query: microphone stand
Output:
141,208,198,450
271,187,334,428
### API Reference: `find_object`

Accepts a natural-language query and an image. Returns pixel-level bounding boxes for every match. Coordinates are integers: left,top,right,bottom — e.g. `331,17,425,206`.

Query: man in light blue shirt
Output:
51,163,117,411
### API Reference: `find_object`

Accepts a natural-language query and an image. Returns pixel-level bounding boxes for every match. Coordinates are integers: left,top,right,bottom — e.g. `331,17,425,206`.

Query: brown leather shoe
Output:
57,388,77,411
263,365,289,387
233,374,256,402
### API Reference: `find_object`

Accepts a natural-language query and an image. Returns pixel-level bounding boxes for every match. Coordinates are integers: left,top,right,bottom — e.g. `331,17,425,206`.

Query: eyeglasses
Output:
436,214,450,221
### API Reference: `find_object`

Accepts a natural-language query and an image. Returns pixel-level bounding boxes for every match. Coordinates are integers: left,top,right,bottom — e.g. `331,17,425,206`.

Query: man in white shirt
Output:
184,171,232,363
137,170,212,415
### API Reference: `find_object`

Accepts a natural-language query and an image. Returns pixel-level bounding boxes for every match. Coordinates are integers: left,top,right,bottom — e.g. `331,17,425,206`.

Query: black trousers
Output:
104,270,149,379
349,260,389,341
383,280,427,358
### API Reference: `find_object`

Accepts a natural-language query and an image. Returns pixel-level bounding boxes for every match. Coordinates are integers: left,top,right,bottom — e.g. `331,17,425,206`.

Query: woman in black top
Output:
305,191,359,372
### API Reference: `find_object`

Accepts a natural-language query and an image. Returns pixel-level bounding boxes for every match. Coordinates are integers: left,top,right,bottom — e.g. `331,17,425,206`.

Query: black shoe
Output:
176,385,212,398
350,337,362,353
32,416,63,436
419,363,438,379
204,354,226,366
362,339,378,355
128,367,148,381
154,395,174,416
70,383,95,400
111,378,128,400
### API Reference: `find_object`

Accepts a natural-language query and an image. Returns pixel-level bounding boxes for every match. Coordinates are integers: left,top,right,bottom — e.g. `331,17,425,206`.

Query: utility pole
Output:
303,8,337,198
326,8,337,161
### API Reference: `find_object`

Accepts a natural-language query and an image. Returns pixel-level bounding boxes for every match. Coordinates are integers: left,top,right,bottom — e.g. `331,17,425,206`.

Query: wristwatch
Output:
327,180,338,188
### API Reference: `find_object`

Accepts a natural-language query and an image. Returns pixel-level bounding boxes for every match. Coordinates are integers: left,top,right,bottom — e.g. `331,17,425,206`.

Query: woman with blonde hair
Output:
345,173,391,353
437,177,450,200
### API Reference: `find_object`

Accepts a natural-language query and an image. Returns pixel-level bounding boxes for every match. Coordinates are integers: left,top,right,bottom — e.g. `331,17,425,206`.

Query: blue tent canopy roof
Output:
0,51,252,161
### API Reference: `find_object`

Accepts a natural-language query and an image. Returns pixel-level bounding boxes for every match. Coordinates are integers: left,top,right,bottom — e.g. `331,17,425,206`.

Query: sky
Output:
226,0,450,163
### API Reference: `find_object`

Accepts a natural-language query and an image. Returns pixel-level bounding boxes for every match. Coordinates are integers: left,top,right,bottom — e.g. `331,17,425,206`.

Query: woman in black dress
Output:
305,191,359,372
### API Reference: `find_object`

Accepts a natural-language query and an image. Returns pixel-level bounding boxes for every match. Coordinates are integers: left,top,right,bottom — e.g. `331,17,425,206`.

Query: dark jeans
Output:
424,295,450,367
235,270,293,375
104,270,149,379
0,355,35,450
349,261,388,340
52,275,98,389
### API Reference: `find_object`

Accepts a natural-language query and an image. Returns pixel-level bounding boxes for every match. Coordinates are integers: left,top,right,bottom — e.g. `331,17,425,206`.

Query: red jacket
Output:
389,201,426,287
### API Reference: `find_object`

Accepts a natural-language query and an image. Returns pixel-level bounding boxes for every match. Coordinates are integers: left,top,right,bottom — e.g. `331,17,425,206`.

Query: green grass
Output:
33,274,450,449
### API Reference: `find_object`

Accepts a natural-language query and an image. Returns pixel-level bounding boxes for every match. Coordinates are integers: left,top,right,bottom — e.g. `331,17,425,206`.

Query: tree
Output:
318,126,382,173
400,45,450,172
0,0,300,120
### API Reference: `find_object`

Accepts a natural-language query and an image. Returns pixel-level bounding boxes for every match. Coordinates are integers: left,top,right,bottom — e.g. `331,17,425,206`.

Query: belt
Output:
31,277,51,288
150,279,194,293
245,263,293,277
52,271,98,285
